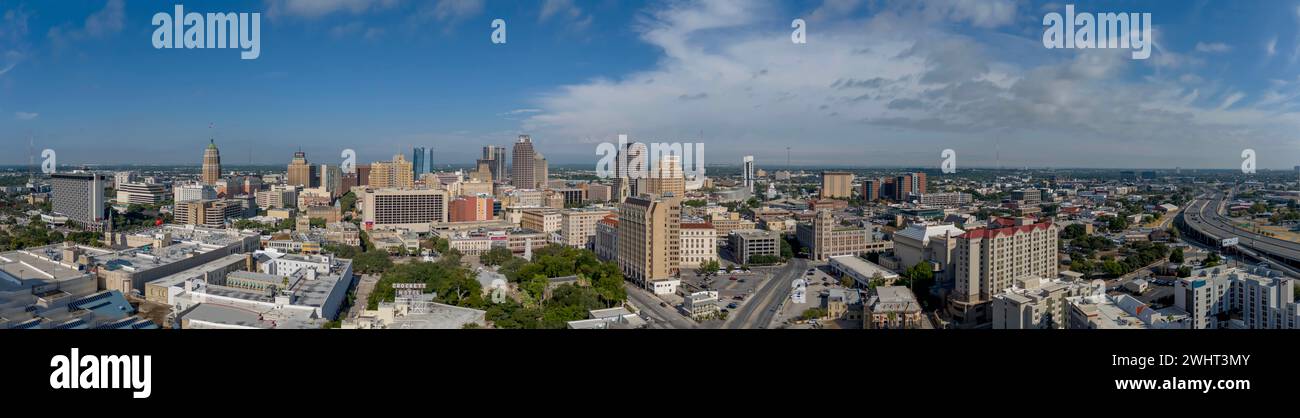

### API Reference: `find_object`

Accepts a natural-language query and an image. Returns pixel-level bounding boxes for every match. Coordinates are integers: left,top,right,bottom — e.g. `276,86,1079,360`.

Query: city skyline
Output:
2,1,1300,169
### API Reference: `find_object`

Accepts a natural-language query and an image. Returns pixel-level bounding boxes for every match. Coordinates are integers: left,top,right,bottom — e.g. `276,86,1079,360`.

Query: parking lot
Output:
679,269,766,316
771,265,850,329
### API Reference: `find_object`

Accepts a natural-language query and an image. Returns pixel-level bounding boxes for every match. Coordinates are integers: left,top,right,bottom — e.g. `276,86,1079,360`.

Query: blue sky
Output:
1,0,1299,169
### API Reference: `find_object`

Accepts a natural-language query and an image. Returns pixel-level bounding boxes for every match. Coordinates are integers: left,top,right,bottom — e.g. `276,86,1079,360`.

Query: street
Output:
724,258,811,329
624,283,698,329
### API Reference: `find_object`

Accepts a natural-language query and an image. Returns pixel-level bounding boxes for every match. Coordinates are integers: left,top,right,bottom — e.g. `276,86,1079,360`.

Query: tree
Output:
340,191,357,213
801,308,827,321
480,246,515,266
839,274,854,288
1203,252,1222,267
1061,224,1088,240
1169,248,1184,263
780,238,793,259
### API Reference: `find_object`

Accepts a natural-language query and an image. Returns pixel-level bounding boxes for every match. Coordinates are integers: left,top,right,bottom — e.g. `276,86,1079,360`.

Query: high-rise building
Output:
742,156,755,193
1175,266,1300,329
472,159,494,183
287,151,314,188
356,164,372,187
991,277,1099,329
618,193,681,293
449,196,494,222
861,179,880,201
949,218,1059,325
533,153,549,189
412,147,427,178
319,164,343,198
201,140,222,185
821,171,854,199
50,172,107,231
482,145,507,182
796,210,891,261
645,154,686,198
368,154,414,189
559,209,615,248
911,172,927,195
115,182,168,205
511,135,537,189
894,175,913,201
360,188,447,233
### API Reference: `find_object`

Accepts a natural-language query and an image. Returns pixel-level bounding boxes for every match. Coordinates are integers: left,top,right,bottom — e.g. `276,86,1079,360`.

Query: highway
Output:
1181,193,1300,276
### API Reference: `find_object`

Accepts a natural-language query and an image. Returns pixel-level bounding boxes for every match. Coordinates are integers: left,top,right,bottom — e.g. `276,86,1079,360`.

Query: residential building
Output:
594,214,619,261
560,209,614,248
449,196,494,222
991,277,1100,329
521,208,563,236
1175,266,1300,329
174,199,247,228
368,154,414,189
917,192,973,207
949,218,1059,325
174,183,217,203
360,188,448,233
1067,290,1191,329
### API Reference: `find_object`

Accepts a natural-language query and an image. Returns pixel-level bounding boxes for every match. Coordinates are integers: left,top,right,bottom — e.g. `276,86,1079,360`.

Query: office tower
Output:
483,145,507,182
742,156,755,193
174,183,218,203
795,210,890,261
115,182,168,205
473,159,494,183
287,151,315,188
949,218,1059,325
201,139,222,185
359,188,448,233
412,147,427,178
645,154,686,198
820,171,854,199
320,164,343,198
587,183,612,202
50,172,107,231
533,153,549,189
911,172,927,195
861,179,880,201
449,196,494,222
894,175,913,201
512,135,537,189
368,154,414,189
618,193,681,291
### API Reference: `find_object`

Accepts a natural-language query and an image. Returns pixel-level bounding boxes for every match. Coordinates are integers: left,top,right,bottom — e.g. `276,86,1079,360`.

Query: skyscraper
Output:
511,135,536,189
412,147,426,178
201,140,222,185
369,154,414,189
483,145,507,182
287,151,313,187
742,156,755,193
820,171,854,199
320,164,343,198
645,154,685,197
533,153,549,189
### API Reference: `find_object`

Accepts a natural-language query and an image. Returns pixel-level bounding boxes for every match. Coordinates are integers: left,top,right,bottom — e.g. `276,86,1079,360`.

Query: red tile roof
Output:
681,222,715,229
959,220,1053,239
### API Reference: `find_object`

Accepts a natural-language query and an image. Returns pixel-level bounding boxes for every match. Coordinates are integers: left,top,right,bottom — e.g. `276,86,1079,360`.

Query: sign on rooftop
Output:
393,282,426,297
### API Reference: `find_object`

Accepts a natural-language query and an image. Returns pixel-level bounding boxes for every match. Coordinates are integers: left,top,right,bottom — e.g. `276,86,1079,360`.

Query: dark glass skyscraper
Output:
412,147,427,178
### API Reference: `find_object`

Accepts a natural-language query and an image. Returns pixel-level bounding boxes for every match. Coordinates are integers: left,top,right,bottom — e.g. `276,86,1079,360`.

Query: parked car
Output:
727,303,738,309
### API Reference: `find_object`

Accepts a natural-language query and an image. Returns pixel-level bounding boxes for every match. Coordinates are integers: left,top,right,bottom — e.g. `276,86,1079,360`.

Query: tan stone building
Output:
617,194,681,290
820,171,854,199
368,154,414,189
796,210,891,261
679,223,717,268
559,209,615,248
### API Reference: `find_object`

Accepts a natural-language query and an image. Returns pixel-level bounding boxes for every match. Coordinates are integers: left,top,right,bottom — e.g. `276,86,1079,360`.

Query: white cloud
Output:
267,0,403,19
1266,37,1277,57
918,0,1017,28
426,0,485,22
517,0,1300,168
1194,42,1231,53
15,112,38,120
47,0,127,49
1216,92,1246,110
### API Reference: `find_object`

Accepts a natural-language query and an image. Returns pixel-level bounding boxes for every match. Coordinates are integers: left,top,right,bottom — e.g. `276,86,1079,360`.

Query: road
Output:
723,257,811,329
624,283,698,329
1181,192,1300,277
